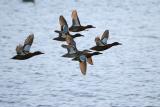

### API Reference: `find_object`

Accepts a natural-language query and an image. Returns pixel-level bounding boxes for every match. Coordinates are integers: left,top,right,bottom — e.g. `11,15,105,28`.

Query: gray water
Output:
0,0,160,107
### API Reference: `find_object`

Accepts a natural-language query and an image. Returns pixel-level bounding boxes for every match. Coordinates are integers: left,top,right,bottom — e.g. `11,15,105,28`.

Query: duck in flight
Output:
11,34,44,60
61,35,102,75
69,10,95,32
53,15,84,41
90,30,122,51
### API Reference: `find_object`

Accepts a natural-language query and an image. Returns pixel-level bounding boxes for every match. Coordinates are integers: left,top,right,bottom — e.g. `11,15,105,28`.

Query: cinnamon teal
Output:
72,51,102,75
61,36,102,75
69,10,95,32
53,15,83,41
90,30,122,51
11,34,44,60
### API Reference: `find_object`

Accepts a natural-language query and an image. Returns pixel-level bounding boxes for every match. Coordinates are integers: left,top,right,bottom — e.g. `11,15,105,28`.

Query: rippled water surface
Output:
0,0,160,107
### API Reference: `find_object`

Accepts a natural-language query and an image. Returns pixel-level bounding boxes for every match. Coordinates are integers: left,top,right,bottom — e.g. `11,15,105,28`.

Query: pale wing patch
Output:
95,36,105,46
80,55,86,62
62,44,77,54
101,30,109,45
69,46,77,54
63,25,69,33
23,34,34,53
16,44,24,55
72,10,81,26
23,45,31,52
101,38,108,45
96,41,105,46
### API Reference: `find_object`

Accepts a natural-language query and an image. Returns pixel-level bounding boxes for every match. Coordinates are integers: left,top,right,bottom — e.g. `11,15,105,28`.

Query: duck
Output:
90,30,122,51
69,10,95,32
11,34,44,60
71,51,101,75
61,35,102,75
53,15,84,41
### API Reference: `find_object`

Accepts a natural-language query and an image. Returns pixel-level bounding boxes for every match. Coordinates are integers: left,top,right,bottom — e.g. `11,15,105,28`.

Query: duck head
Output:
74,33,84,37
86,25,95,28
34,51,44,55
112,42,122,46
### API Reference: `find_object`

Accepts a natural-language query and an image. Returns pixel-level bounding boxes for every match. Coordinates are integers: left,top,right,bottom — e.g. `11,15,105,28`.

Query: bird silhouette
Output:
90,30,122,51
11,34,44,60
69,10,95,32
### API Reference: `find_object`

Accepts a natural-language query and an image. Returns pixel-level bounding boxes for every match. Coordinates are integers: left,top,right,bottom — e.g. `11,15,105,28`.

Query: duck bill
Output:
79,61,87,75
87,57,93,65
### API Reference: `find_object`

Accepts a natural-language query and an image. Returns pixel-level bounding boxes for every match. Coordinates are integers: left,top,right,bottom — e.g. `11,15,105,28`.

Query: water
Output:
0,0,160,107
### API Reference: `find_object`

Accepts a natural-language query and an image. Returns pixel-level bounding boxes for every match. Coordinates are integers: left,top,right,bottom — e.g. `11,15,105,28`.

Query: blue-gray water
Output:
0,0,160,107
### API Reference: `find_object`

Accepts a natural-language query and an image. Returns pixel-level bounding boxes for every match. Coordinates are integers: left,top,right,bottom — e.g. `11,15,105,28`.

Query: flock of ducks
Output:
12,10,121,75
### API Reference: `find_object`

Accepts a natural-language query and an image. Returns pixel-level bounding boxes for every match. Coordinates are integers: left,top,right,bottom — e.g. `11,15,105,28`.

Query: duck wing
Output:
87,57,93,65
23,34,34,53
16,44,24,55
62,24,69,34
59,15,68,31
79,62,87,75
79,55,87,75
71,10,81,27
101,30,109,45
66,36,77,49
61,44,77,54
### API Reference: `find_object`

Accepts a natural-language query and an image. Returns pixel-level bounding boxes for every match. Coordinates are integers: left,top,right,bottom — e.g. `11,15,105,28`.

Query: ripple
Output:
0,99,16,104
36,105,53,107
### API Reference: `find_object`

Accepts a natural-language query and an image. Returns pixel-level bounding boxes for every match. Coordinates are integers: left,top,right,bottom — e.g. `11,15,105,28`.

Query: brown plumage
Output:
11,34,44,60
54,15,84,41
90,30,122,51
69,10,95,32
79,61,87,75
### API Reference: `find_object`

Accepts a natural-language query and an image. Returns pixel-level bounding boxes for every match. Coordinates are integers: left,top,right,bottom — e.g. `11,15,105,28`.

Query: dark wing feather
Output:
59,15,68,31
23,34,34,52
101,30,109,45
71,10,81,26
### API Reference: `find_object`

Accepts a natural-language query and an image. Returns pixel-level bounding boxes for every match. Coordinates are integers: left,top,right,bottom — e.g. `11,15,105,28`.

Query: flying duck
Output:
11,34,44,60
69,10,95,32
71,51,101,75
61,35,102,75
90,30,122,51
53,15,84,41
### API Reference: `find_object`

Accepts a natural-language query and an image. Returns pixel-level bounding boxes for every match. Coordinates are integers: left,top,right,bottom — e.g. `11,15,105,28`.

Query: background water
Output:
0,0,160,107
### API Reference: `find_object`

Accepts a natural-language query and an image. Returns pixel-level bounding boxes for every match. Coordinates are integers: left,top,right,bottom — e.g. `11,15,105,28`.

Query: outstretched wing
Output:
23,34,34,53
61,44,77,54
79,55,87,75
95,36,104,46
63,24,69,34
16,44,24,55
87,57,93,65
71,10,81,27
101,30,109,45
59,15,68,31
66,35,76,47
